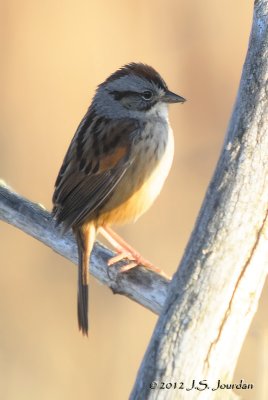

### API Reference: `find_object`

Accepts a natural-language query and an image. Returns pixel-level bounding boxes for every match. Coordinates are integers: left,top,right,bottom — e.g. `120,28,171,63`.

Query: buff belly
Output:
97,125,174,226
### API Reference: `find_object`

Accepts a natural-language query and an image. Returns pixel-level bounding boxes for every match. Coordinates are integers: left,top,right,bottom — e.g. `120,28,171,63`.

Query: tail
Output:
74,224,96,336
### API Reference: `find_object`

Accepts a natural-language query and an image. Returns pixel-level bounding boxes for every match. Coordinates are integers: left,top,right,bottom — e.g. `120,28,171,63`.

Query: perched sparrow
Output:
52,62,185,335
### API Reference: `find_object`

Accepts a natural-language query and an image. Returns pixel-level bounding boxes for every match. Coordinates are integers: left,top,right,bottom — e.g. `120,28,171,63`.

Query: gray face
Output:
92,75,165,119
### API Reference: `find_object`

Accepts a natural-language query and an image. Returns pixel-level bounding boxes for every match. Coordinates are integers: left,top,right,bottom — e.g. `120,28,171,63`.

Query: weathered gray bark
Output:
1,1,267,399
0,181,169,315
130,1,268,399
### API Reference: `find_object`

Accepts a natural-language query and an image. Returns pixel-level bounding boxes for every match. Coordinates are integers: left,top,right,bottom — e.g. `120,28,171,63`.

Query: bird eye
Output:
141,90,153,101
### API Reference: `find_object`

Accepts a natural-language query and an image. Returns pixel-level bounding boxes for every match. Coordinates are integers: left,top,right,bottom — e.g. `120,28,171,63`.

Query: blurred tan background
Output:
1,1,267,399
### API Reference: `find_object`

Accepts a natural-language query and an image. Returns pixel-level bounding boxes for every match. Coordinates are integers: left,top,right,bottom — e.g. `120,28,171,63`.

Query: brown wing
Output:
52,107,139,230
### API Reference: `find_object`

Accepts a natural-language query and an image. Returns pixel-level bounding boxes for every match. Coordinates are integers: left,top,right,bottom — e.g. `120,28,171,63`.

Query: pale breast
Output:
98,118,174,226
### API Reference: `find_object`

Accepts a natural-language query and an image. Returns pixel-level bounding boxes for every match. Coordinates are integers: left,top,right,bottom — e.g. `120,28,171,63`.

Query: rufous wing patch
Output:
99,146,128,171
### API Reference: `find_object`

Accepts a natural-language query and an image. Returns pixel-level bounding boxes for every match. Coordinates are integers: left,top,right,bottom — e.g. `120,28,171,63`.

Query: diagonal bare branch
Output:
0,181,170,315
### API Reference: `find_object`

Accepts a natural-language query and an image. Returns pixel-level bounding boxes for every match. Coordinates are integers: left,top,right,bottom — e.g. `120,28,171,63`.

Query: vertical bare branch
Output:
130,1,268,399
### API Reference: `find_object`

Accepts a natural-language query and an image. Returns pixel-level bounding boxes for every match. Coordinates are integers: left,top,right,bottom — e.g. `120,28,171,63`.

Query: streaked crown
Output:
101,62,168,92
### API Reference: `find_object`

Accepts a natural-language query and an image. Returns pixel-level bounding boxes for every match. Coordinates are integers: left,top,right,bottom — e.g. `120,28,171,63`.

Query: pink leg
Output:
98,226,171,279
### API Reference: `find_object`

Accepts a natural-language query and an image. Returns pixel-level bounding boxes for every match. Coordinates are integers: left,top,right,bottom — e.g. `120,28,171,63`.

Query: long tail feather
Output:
74,224,95,336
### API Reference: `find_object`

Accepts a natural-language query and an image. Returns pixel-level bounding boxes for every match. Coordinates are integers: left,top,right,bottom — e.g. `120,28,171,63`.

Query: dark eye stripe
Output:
110,90,138,100
109,90,158,111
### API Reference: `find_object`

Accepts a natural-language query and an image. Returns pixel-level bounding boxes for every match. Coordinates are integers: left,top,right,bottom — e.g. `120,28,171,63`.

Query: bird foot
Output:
100,227,171,279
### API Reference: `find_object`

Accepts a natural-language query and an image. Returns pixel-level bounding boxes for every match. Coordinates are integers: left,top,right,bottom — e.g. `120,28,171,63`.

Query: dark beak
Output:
162,90,186,104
